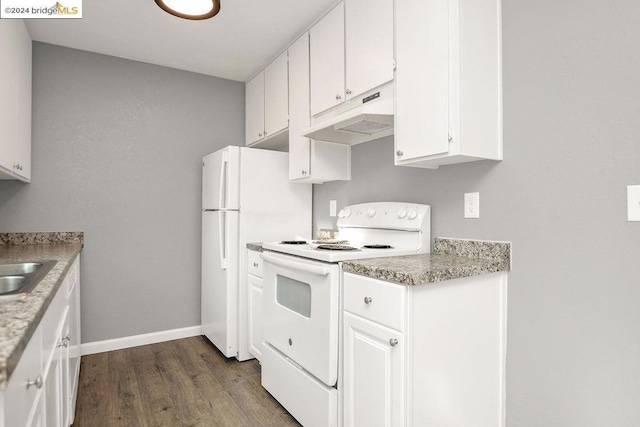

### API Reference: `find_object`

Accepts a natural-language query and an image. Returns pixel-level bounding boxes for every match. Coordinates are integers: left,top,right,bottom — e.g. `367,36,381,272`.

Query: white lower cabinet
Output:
247,249,264,361
0,255,81,427
342,271,507,427
248,274,263,361
343,313,404,427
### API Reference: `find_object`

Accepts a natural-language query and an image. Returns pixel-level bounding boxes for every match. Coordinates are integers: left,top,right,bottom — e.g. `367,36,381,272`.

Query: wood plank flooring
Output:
73,336,301,426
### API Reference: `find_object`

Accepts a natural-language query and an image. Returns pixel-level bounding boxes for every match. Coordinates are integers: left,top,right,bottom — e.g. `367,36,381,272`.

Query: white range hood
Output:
303,87,394,145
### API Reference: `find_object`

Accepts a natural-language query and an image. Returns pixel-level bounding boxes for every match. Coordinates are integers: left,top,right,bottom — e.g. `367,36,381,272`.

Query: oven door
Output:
261,251,340,386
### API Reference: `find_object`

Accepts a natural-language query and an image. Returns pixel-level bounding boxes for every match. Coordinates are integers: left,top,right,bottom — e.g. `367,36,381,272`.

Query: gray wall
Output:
0,43,244,343
314,1,640,425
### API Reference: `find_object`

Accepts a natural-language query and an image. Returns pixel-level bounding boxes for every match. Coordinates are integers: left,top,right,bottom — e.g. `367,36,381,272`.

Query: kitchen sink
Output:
0,276,27,294
0,262,43,276
0,260,57,296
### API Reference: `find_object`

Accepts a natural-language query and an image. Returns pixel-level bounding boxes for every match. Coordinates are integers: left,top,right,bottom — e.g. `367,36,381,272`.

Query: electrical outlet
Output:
464,192,480,218
628,185,640,221
330,200,337,217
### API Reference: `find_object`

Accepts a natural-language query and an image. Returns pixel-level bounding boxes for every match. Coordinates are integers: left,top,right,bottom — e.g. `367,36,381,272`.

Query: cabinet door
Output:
248,274,263,361
67,262,81,424
310,2,345,116
343,312,404,427
245,71,265,145
4,326,43,427
0,20,19,173
345,0,394,99
288,32,311,180
14,21,31,181
264,51,288,137
395,0,450,161
45,331,63,427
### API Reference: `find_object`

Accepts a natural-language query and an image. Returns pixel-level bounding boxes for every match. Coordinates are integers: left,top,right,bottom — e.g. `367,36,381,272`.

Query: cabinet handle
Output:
346,89,352,95
258,133,263,138
26,375,43,389
264,130,268,136
336,94,342,101
302,170,307,175
389,338,398,347
396,150,403,157
364,296,372,304
253,262,259,267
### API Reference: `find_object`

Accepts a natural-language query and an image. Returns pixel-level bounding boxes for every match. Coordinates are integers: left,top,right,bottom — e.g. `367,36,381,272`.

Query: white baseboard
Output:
81,325,203,356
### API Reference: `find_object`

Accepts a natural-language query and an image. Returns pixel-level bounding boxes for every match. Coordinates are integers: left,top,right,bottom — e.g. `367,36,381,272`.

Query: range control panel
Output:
337,202,431,231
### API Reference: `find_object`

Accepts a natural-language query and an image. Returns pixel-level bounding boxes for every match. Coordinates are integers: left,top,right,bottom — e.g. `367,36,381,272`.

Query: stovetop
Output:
262,241,420,263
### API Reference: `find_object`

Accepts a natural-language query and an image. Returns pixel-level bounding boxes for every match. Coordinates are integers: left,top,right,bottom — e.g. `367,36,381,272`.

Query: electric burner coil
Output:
316,244,359,251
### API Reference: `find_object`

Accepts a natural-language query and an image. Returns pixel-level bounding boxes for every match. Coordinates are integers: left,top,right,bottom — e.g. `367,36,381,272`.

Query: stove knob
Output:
344,208,352,218
367,208,376,218
408,209,418,220
337,209,345,218
398,208,407,219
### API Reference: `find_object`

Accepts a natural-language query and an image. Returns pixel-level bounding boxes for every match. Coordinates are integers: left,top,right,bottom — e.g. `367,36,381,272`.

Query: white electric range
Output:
259,202,431,427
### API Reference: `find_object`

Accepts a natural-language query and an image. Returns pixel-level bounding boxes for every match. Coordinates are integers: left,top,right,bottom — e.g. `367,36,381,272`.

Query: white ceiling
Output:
25,0,337,82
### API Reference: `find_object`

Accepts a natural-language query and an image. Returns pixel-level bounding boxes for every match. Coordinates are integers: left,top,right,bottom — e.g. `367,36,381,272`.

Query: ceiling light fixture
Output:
155,0,220,20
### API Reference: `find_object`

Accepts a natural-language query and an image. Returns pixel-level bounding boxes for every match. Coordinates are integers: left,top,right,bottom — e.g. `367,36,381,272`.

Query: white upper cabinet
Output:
345,0,394,100
0,19,31,182
245,72,265,146
310,0,394,118
395,0,502,169
264,52,289,138
245,51,289,149
310,2,345,117
288,32,312,181
289,32,351,184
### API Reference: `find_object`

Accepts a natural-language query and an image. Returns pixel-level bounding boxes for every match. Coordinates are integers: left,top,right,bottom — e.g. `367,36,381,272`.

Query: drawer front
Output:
262,342,338,427
247,249,263,278
343,273,406,331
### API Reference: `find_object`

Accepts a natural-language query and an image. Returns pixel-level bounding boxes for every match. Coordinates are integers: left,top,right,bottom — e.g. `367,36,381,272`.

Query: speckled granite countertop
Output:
246,242,263,252
343,238,511,286
0,232,84,391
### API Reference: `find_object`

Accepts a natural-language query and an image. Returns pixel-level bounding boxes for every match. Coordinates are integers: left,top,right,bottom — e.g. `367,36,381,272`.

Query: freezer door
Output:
202,146,240,210
201,210,240,358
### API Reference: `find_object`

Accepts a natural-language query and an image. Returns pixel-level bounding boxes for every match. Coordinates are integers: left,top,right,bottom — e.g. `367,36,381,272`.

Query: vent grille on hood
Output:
303,93,394,145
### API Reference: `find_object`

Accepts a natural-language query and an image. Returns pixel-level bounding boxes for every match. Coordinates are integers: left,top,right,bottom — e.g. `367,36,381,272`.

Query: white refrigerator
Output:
201,145,311,361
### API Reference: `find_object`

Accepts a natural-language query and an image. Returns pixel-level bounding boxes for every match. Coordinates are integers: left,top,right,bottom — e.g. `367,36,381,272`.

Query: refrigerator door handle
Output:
219,150,228,209
219,211,227,270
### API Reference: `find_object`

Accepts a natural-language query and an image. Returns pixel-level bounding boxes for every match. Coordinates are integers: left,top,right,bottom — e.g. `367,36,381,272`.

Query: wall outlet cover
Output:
628,185,640,221
464,192,480,218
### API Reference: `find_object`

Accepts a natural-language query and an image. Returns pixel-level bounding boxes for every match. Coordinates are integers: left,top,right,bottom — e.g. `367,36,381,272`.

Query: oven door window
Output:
276,275,311,318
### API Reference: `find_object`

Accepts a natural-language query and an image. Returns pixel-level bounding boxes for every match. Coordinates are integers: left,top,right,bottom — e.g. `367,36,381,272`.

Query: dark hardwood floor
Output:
73,336,301,426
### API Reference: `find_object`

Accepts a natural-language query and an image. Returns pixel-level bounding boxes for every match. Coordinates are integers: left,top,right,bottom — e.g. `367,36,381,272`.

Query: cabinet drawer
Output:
343,273,406,331
247,250,263,278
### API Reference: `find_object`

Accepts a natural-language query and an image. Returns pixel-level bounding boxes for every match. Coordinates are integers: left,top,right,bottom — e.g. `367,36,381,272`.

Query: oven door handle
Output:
261,252,331,276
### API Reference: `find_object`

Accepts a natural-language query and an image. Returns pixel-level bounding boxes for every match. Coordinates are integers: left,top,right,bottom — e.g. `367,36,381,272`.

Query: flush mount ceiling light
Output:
155,0,220,20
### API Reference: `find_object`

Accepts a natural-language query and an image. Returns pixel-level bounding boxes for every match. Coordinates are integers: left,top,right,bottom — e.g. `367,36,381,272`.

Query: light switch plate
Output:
330,200,337,217
628,185,640,221
464,192,480,218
